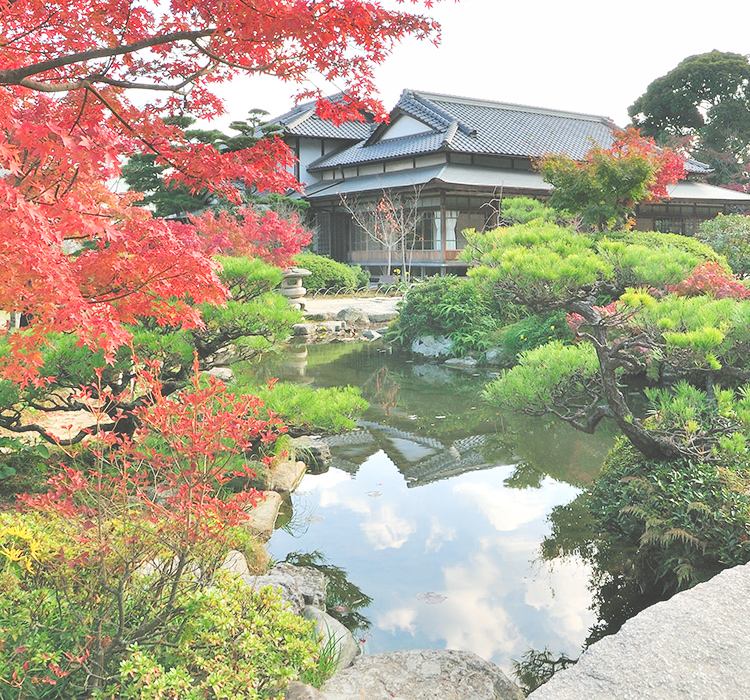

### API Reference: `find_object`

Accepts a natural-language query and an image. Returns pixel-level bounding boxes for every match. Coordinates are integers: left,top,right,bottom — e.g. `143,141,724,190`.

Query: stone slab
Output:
321,649,524,700
244,491,283,538
528,562,750,699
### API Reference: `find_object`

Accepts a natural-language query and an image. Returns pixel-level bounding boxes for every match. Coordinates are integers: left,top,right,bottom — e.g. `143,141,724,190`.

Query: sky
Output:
208,0,750,132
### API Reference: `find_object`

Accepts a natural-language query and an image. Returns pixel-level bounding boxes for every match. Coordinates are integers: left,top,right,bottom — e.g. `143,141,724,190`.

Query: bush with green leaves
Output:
243,381,368,436
388,275,502,356
696,213,750,277
294,252,369,291
497,310,573,365
590,439,750,594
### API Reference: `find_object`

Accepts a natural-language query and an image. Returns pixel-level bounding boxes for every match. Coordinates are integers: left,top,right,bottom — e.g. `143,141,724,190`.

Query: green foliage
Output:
628,51,750,186
294,253,369,291
244,381,368,436
465,222,715,307
498,310,573,364
483,340,599,415
500,197,560,225
696,214,750,277
112,577,316,700
590,440,750,594
387,275,501,355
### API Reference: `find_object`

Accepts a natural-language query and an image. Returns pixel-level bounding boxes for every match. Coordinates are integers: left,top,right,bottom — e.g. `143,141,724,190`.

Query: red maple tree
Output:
0,0,442,383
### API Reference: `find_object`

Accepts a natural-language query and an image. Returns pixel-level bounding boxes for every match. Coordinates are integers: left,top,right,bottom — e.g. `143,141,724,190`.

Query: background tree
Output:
537,128,685,231
628,51,750,188
0,0,442,383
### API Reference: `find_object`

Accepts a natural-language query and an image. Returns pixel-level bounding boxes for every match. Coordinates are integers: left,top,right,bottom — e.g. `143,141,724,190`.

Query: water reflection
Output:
263,343,617,674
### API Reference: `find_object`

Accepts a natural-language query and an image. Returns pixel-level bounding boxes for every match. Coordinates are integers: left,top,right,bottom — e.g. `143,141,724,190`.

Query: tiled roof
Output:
306,89,713,175
270,94,373,141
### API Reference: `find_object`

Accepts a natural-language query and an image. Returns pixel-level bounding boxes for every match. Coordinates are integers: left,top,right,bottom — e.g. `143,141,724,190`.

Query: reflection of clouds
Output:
361,505,416,550
419,552,522,661
377,606,418,634
425,516,456,553
453,477,578,532
524,557,595,647
297,467,351,493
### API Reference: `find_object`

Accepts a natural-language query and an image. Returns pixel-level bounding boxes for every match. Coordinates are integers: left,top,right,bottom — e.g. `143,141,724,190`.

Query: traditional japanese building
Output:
273,90,750,277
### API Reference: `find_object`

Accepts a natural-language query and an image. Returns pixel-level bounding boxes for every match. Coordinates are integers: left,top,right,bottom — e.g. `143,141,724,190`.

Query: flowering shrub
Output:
0,365,316,698
669,261,750,299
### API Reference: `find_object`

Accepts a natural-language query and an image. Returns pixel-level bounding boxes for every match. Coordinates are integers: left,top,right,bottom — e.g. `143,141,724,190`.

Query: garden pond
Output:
253,342,619,675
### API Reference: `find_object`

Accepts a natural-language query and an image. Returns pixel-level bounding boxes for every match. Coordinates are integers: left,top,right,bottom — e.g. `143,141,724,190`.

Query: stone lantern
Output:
279,267,312,310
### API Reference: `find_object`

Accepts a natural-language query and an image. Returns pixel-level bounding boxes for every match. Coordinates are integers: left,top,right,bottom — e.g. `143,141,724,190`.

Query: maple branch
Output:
189,39,291,75
0,28,216,85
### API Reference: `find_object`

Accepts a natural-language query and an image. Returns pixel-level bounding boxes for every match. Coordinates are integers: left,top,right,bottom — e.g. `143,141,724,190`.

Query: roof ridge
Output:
407,91,477,137
408,89,616,125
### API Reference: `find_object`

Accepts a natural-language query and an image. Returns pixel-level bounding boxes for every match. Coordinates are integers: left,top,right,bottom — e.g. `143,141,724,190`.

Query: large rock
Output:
336,307,370,326
303,605,360,671
266,456,306,493
321,649,524,700
411,335,453,358
243,568,306,615
274,563,327,609
292,435,332,471
244,491,283,538
528,562,750,699
243,563,328,617
285,682,327,700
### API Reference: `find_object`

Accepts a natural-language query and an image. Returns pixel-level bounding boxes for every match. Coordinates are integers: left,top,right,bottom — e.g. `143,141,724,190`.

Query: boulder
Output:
266,456,306,493
484,348,506,366
444,356,478,370
411,335,453,358
321,649,523,700
293,323,316,337
202,366,234,383
361,329,382,341
219,550,251,578
527,562,750,700
274,563,327,610
336,307,370,326
242,563,328,617
303,605,360,671
292,435,332,471
243,568,306,615
244,491,283,538
285,682,327,700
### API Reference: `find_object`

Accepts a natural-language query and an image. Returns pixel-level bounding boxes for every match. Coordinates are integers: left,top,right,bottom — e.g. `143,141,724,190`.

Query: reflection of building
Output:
274,90,750,277
322,421,502,487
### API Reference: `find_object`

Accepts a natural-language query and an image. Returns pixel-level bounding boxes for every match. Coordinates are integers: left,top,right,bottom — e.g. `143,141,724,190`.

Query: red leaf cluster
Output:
606,127,686,202
0,0,443,383
192,207,312,268
670,262,750,300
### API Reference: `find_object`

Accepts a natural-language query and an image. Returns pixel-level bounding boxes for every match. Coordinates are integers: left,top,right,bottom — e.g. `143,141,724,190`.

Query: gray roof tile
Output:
307,89,712,175
271,95,373,141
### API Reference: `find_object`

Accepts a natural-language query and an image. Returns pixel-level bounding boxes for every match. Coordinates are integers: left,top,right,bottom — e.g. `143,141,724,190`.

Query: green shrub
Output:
295,253,369,291
241,381,368,436
696,213,750,277
388,275,501,355
112,576,317,700
498,310,573,364
590,439,750,594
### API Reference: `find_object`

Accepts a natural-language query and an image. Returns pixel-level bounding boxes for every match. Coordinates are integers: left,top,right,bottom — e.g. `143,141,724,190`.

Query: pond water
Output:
260,342,617,675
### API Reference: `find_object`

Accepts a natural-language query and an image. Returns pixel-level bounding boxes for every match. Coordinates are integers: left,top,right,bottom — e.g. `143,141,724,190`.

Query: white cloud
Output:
377,606,418,634
453,478,577,532
361,504,417,550
425,516,457,553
